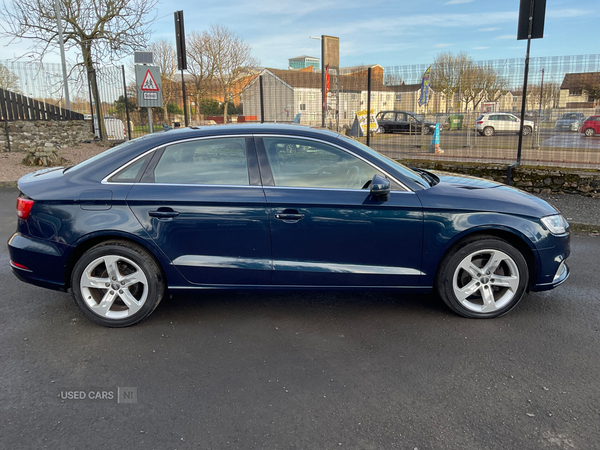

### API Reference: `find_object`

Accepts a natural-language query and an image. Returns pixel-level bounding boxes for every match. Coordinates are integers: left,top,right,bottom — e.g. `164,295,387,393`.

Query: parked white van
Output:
93,118,127,140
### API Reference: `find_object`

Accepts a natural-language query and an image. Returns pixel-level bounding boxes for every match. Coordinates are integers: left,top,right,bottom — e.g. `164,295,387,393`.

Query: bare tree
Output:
0,64,20,91
481,65,509,104
0,0,157,136
204,25,259,123
459,62,485,111
383,72,403,87
431,52,471,111
528,82,556,111
187,31,215,121
148,40,178,122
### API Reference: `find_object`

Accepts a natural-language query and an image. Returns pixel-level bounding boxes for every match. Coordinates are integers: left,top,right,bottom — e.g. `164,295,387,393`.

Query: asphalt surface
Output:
1,186,600,450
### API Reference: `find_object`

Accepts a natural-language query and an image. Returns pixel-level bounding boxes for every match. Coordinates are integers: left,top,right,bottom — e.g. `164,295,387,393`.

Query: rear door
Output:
126,136,272,286
396,113,410,132
256,135,424,287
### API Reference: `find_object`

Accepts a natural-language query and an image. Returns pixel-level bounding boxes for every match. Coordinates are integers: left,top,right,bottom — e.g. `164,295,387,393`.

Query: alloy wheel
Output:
452,249,520,314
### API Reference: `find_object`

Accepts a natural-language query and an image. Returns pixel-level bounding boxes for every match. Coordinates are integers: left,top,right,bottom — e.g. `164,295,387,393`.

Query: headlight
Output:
541,214,569,235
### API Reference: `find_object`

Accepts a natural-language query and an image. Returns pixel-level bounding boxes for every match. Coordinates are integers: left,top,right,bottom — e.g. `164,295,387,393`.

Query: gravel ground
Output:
1,147,598,226
0,143,111,183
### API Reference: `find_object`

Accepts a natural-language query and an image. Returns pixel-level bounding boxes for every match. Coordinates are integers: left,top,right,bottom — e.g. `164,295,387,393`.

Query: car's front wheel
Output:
436,236,529,318
584,128,596,137
71,241,165,327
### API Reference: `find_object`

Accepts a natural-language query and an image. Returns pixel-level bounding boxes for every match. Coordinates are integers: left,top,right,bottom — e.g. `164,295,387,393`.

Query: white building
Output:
243,68,393,127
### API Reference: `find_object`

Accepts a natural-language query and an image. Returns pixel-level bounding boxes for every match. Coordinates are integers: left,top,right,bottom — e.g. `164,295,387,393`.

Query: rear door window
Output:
153,137,249,185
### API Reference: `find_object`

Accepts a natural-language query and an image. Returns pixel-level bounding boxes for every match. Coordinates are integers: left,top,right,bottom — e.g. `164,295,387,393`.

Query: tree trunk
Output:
81,43,106,140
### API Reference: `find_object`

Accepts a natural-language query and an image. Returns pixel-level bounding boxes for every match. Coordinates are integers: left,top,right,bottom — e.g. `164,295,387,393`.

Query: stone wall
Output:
0,120,95,153
403,159,600,198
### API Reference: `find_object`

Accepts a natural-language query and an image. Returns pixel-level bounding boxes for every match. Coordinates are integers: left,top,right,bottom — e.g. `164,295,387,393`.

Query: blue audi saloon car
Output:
8,124,570,327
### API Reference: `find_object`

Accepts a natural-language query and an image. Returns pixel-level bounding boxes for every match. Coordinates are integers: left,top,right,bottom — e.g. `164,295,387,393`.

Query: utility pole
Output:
54,0,70,110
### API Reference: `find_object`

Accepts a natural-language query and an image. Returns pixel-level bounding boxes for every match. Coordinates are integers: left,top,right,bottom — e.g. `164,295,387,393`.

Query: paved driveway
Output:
1,186,599,450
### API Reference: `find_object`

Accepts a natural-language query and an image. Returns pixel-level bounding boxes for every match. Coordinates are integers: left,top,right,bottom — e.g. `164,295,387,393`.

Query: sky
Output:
0,0,598,72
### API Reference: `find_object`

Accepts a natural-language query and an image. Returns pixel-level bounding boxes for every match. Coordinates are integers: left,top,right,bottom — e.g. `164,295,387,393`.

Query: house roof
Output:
386,84,421,93
264,68,391,92
560,72,600,92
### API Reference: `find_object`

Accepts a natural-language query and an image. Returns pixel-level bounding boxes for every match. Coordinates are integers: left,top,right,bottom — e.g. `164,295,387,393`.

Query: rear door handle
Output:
149,208,180,219
274,212,305,223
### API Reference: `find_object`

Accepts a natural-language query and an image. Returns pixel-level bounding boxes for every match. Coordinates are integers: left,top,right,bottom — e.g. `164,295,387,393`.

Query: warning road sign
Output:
135,65,162,107
141,70,159,91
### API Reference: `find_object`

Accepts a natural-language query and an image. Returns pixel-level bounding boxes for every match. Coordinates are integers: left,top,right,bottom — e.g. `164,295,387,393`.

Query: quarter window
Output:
263,138,386,190
153,138,249,185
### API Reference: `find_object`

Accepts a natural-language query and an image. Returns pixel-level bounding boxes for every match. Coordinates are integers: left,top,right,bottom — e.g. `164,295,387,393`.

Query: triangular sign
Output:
140,70,159,91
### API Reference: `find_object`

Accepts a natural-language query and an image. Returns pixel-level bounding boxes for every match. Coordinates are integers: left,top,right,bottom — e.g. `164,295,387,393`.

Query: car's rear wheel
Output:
483,126,494,137
71,241,165,327
522,126,532,136
424,127,431,135
436,236,529,318
584,128,596,137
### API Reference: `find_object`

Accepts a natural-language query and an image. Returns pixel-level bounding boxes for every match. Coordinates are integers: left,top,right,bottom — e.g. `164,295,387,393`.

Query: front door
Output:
256,136,424,287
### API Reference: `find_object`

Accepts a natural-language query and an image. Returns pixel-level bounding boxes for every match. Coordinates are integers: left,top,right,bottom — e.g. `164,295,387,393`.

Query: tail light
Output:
16,197,34,219
477,121,484,124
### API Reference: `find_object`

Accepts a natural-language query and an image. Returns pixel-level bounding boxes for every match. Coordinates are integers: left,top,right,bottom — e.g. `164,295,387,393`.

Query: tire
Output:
483,126,494,137
435,236,529,319
522,126,532,136
424,127,431,135
584,128,596,137
71,241,165,327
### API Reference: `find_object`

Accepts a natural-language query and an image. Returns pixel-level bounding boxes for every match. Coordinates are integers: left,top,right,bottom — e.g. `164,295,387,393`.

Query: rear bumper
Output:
7,232,69,291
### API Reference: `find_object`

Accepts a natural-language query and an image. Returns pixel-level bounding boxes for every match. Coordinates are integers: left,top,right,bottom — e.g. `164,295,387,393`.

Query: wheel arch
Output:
433,227,538,292
63,231,173,290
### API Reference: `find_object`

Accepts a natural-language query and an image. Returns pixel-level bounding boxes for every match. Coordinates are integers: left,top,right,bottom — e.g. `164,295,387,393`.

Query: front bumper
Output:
532,261,570,291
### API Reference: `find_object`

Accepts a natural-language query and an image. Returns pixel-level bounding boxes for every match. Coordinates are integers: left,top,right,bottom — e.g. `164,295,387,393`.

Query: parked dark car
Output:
580,115,600,137
376,111,441,134
8,124,570,327
555,112,585,132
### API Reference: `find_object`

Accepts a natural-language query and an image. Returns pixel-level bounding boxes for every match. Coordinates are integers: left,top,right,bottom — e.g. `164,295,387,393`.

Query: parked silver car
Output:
475,113,535,137
554,113,585,132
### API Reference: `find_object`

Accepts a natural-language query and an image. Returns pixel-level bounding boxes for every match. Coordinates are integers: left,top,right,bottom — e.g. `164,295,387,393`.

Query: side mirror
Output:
370,174,391,199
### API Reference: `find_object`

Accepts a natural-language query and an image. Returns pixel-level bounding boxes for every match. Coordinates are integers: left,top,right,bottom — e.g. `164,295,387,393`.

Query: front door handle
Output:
274,211,305,223
149,208,180,219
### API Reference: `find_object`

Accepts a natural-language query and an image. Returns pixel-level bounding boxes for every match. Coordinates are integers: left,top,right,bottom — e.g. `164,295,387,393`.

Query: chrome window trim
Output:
101,134,255,186
262,185,414,194
101,132,412,191
133,183,263,188
256,134,412,192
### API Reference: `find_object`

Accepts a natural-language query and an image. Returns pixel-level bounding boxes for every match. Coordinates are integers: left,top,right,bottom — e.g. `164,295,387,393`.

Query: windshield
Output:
337,135,429,189
411,114,423,122
562,113,579,120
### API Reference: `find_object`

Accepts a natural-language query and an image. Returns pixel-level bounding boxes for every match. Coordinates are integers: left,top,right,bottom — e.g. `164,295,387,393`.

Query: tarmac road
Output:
1,186,599,450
